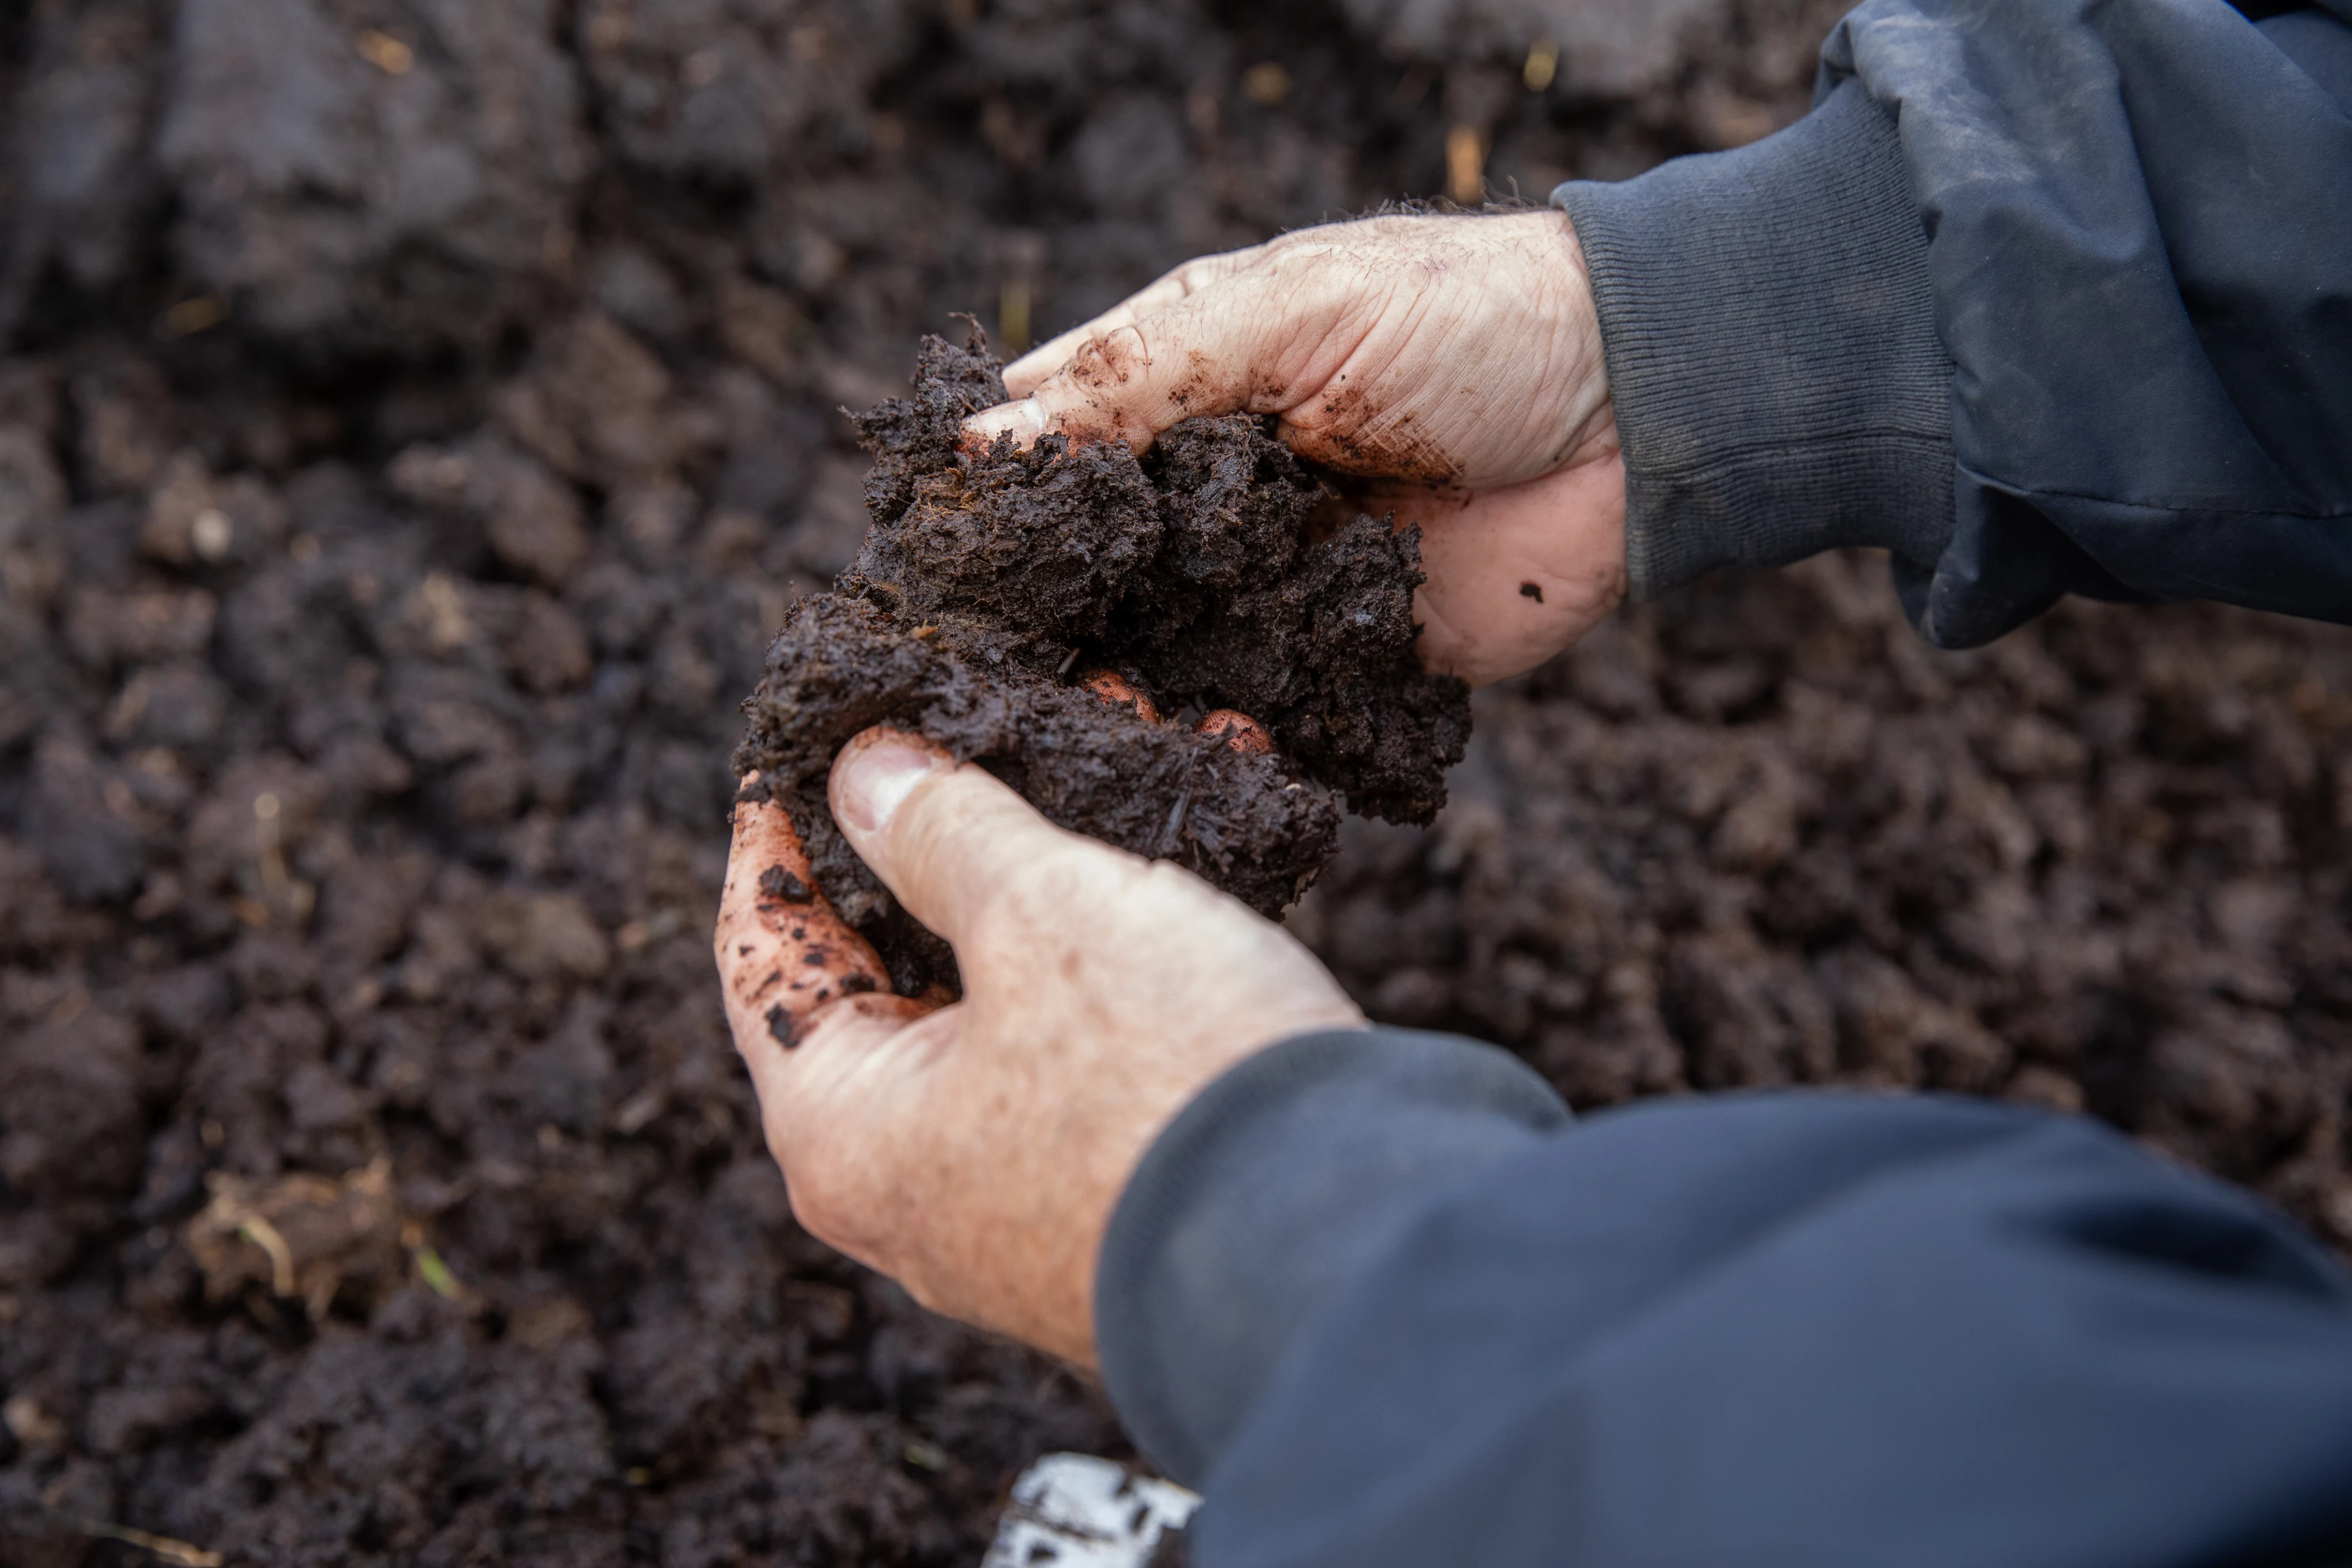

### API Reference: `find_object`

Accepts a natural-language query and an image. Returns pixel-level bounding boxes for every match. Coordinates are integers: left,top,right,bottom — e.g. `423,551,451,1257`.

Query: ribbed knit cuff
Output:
1094,1027,1569,1487
1553,80,1954,601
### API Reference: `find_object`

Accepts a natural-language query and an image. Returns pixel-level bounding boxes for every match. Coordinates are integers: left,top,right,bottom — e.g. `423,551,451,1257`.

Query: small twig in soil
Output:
1161,753,1199,856
235,1215,296,1298
80,1521,222,1567
413,1245,464,1301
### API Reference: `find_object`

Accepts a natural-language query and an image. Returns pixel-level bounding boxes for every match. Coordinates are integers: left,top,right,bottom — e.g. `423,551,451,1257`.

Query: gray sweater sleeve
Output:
1554,0,2352,648
1551,82,1953,608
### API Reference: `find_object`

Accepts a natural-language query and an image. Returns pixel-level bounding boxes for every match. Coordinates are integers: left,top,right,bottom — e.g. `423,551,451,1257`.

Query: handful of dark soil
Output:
734,334,1471,994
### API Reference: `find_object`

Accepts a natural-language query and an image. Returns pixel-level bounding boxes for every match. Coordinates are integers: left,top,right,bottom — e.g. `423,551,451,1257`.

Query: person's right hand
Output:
715,732,1364,1366
965,211,1627,688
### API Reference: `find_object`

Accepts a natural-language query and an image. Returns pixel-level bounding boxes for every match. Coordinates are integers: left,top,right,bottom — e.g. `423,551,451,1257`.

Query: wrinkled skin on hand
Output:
715,731,1362,1365
716,214,1624,1363
967,211,1629,687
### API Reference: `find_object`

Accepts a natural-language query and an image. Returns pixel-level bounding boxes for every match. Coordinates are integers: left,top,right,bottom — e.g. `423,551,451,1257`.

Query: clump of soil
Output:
734,333,1467,992
184,1158,409,1318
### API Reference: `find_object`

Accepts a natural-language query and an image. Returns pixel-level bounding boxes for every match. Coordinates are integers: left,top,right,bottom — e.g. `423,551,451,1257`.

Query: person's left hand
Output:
963,211,1627,688
714,728,1364,1365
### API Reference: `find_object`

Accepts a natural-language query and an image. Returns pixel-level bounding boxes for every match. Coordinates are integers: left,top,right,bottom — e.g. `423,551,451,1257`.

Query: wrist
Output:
1551,211,1618,475
1550,82,1953,602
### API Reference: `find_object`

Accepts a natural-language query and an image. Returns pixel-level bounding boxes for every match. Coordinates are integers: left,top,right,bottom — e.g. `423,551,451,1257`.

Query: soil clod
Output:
734,334,1469,994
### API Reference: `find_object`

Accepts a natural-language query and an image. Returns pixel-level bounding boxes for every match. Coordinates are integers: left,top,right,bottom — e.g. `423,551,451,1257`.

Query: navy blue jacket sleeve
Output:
1094,1029,2352,1567
1551,0,2352,647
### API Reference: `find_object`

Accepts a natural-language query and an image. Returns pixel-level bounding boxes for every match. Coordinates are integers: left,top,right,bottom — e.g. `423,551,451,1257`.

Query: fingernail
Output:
963,397,1049,451
833,734,950,839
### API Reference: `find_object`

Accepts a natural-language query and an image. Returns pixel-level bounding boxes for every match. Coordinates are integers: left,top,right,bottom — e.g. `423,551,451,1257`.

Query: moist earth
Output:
1,1,2348,1566
733,333,1465,994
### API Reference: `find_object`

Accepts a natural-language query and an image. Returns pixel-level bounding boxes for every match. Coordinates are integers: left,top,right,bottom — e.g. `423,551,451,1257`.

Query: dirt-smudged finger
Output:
984,272,1341,456
1001,246,1264,397
961,394,1052,456
715,774,900,1060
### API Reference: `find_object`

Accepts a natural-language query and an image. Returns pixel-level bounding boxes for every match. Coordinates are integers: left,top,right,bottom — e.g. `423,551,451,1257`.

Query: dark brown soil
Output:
733,333,1463,993
1,1,2346,1565
1295,557,2352,1220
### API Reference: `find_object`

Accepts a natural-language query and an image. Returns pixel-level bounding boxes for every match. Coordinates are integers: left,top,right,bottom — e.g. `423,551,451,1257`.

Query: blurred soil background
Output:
0,0,2347,1563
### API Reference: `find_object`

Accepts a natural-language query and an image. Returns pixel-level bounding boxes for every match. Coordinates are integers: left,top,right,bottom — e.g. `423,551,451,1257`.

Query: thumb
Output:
830,727,1111,951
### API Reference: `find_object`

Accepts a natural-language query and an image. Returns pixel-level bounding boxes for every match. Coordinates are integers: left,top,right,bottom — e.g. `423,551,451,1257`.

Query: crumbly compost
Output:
733,334,1468,993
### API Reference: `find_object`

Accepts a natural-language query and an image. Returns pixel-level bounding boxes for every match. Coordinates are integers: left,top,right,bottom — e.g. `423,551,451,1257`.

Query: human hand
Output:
965,211,1627,687
713,729,1364,1366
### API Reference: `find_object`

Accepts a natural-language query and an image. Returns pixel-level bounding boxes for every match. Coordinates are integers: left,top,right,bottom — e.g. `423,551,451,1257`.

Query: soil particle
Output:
760,864,813,903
